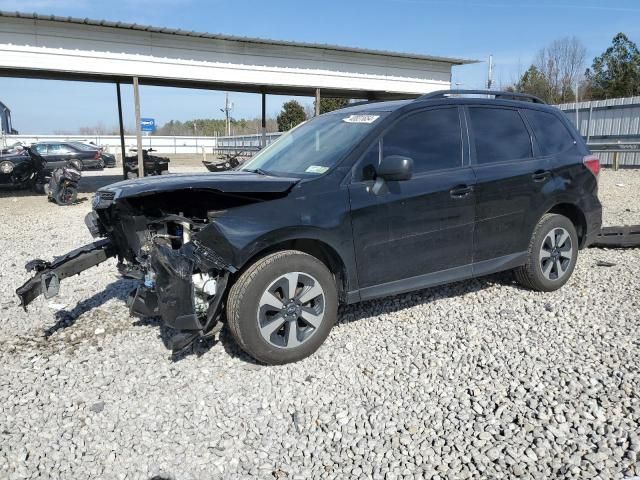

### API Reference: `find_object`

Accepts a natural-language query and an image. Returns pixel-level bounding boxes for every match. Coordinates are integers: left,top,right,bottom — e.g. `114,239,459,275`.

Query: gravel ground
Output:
0,168,639,480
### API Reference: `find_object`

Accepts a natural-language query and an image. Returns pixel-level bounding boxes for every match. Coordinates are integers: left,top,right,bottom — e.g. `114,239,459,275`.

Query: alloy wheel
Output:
539,227,573,281
257,271,325,349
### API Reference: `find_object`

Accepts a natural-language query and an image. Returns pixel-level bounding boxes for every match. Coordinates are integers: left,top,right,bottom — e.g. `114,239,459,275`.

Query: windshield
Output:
241,111,388,177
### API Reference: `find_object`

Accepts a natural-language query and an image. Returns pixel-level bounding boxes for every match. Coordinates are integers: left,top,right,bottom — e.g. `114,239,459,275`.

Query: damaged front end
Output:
16,173,297,353
127,237,234,351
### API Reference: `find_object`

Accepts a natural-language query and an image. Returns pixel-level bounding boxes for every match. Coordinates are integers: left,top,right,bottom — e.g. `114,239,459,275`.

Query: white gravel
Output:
1,168,639,479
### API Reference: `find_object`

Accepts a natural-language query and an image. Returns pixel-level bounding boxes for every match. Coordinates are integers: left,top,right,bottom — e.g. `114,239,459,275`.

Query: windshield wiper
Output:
244,168,271,176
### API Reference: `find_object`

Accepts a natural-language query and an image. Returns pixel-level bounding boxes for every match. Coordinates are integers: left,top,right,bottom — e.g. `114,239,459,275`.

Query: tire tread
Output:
514,213,576,291
226,250,320,358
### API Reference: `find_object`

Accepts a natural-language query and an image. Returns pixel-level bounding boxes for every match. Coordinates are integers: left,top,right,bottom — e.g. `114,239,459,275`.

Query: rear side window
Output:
468,107,532,164
524,109,576,155
382,107,462,174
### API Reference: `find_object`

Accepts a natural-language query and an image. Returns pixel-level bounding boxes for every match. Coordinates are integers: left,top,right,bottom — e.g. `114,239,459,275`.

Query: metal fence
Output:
557,96,640,167
2,132,283,155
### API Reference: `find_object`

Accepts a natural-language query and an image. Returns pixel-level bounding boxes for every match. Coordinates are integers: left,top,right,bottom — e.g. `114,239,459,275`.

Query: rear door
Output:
466,105,551,266
44,144,72,170
349,106,476,296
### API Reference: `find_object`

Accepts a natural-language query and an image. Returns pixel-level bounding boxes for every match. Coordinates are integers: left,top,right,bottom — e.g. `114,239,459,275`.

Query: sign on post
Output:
140,117,156,133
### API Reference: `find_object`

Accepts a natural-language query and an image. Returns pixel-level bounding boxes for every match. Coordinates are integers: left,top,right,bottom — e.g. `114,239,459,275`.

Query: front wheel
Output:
514,213,578,292
226,250,338,365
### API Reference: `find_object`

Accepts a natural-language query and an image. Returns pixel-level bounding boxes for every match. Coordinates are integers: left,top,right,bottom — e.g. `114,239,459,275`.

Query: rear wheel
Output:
55,185,77,206
226,250,338,364
514,213,578,291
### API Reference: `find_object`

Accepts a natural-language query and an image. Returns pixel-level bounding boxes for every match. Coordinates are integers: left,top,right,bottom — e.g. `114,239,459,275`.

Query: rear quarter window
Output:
524,109,576,156
468,107,532,164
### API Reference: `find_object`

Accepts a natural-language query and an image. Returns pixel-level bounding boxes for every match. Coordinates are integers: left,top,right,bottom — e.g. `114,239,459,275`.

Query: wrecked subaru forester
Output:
17,92,603,364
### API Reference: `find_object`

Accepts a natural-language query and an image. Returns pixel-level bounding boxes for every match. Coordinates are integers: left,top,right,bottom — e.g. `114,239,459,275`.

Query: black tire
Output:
55,186,77,206
514,213,578,292
226,250,338,365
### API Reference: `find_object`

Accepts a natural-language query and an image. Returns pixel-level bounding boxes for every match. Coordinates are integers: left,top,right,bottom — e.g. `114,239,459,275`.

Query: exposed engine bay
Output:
16,172,299,353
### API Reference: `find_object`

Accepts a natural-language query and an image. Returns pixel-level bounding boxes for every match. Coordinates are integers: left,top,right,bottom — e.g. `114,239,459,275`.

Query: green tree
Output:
509,36,586,103
510,65,553,101
277,100,306,131
315,97,350,114
585,33,640,99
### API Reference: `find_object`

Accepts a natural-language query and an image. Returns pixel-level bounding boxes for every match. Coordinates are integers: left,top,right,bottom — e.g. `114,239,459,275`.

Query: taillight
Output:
583,154,600,178
94,151,101,160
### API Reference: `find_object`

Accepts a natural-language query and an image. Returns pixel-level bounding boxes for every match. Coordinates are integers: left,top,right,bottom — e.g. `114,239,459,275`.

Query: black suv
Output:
17,90,602,364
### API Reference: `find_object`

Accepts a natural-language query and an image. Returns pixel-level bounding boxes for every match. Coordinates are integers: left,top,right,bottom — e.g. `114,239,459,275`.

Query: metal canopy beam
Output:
0,68,421,100
115,82,127,180
0,13,473,99
261,92,266,148
132,76,144,177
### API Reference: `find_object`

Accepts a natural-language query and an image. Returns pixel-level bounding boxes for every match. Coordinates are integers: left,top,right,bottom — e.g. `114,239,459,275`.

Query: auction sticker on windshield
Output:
342,114,380,124
305,165,329,174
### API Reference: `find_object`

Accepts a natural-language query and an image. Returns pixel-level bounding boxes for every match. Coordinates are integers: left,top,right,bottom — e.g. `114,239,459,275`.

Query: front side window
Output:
241,111,388,177
32,144,47,154
381,107,462,174
468,107,532,164
524,109,576,156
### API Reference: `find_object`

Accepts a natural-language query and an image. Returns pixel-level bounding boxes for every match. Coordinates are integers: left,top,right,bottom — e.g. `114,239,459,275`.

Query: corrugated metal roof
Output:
0,10,477,65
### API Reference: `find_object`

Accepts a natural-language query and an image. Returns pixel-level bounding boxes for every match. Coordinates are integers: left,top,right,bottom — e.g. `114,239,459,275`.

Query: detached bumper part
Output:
590,225,640,248
16,239,116,308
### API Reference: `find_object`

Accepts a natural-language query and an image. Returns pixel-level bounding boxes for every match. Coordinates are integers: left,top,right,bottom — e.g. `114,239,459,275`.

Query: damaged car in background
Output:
17,91,605,364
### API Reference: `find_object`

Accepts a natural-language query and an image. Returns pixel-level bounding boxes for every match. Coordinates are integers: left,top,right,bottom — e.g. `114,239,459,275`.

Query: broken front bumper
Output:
16,238,117,309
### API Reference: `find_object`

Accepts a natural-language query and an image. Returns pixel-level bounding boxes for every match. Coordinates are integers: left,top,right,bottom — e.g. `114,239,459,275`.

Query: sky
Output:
1,0,638,133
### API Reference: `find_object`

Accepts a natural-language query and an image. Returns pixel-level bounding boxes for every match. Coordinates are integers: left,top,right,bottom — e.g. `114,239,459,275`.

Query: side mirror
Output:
377,155,413,181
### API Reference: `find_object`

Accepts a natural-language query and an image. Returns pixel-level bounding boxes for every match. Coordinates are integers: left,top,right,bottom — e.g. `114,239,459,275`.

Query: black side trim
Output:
348,252,528,304
359,265,472,302
472,252,527,277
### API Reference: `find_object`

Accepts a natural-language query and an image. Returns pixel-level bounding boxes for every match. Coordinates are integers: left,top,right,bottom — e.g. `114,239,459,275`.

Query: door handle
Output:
532,170,551,182
450,185,474,198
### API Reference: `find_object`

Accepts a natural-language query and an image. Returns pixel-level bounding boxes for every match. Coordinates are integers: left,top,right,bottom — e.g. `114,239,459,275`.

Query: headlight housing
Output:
0,161,14,174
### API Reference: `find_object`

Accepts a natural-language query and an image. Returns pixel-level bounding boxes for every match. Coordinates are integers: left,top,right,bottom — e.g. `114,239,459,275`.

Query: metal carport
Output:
0,11,475,177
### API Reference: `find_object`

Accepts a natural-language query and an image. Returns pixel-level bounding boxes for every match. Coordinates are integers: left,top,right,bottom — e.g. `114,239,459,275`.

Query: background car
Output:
70,142,116,168
0,149,35,187
31,141,103,170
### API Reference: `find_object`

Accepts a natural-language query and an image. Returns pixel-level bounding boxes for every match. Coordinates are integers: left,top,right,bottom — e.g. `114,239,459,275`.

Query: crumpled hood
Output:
99,171,300,200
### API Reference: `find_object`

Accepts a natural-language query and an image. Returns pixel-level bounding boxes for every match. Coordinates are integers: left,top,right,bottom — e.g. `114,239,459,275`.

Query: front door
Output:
349,107,476,298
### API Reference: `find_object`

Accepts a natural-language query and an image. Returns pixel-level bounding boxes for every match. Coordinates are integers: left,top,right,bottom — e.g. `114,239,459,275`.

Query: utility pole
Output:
575,81,579,128
220,93,233,136
487,54,493,90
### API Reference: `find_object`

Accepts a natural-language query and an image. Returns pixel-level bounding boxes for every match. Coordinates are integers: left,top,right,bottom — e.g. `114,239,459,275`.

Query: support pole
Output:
586,105,593,143
116,82,127,180
315,88,321,116
133,76,144,178
261,92,267,148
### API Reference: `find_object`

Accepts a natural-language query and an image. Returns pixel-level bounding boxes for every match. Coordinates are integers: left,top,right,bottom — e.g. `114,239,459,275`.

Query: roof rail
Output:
417,89,546,104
